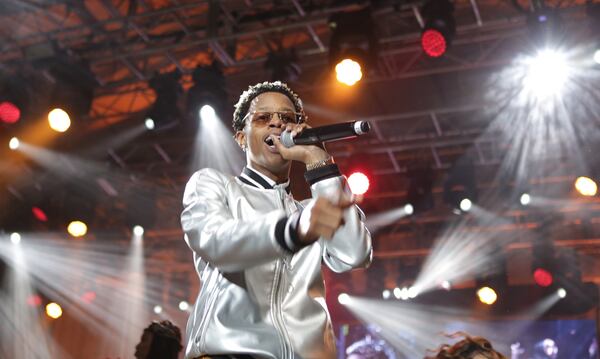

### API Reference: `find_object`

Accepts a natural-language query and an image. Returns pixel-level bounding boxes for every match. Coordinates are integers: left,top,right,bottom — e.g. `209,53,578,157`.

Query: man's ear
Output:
234,131,246,150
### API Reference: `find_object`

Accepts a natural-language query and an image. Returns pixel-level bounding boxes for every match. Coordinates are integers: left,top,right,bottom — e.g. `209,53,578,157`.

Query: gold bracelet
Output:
306,156,334,171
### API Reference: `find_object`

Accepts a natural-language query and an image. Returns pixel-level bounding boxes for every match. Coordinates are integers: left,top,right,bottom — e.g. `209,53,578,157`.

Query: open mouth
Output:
264,136,275,146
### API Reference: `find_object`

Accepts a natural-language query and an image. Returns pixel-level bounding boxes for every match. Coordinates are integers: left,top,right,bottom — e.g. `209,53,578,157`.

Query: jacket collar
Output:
239,166,291,193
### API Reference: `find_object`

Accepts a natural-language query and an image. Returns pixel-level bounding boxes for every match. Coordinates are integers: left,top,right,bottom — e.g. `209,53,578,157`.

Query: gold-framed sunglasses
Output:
244,111,306,125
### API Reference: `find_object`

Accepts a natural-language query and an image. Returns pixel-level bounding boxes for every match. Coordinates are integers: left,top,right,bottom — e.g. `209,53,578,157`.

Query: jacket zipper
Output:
271,188,293,358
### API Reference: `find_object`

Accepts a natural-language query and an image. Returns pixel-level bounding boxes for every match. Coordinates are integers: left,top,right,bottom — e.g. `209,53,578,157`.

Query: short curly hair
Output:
144,320,183,359
232,81,305,131
426,332,507,359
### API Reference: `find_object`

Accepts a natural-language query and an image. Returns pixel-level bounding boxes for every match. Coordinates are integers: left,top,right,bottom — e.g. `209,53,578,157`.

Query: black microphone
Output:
280,121,371,148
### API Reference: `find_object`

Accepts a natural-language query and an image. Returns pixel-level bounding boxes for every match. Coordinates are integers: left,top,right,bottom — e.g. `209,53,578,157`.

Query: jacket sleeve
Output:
310,176,373,273
181,168,288,272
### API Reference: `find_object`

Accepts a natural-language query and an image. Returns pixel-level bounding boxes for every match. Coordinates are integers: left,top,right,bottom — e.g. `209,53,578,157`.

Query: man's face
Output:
235,92,297,177
134,330,153,359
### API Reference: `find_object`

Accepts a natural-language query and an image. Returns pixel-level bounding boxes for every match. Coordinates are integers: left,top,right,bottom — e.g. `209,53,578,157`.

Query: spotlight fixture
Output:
444,162,477,213
67,220,88,238
48,108,71,133
403,204,414,216
144,118,155,130
0,101,21,124
523,49,569,99
557,288,567,298
133,225,144,237
520,193,531,206
477,286,497,305
532,237,556,288
406,163,434,214
9,136,19,150
441,280,451,290
335,59,363,86
328,8,377,85
178,301,190,311
199,104,218,125
420,0,456,58
594,50,600,65
574,176,597,197
0,72,31,124
337,293,350,305
348,172,370,195
265,48,301,83
153,305,163,314
45,56,97,122
382,289,391,299
459,198,472,212
147,70,183,131
46,302,63,319
186,62,226,126
10,232,21,244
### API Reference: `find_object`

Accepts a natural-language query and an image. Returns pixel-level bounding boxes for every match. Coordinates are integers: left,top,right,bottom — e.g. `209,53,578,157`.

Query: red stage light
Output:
82,291,96,303
32,207,48,222
421,29,447,58
27,294,42,307
348,172,370,195
0,101,21,124
533,268,553,287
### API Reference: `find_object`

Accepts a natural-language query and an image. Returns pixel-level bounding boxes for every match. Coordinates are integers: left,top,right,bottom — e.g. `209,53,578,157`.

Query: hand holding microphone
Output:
280,121,371,148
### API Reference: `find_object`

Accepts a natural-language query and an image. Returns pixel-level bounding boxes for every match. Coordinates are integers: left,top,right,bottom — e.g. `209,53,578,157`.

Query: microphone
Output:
280,121,371,148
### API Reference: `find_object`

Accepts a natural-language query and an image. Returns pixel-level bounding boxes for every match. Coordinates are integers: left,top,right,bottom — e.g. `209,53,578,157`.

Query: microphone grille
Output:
280,131,295,148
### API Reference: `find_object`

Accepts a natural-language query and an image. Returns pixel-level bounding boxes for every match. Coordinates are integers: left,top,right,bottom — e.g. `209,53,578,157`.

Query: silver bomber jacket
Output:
181,167,372,359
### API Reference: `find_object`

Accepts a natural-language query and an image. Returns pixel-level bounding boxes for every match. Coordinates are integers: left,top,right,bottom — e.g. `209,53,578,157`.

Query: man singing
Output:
181,81,372,359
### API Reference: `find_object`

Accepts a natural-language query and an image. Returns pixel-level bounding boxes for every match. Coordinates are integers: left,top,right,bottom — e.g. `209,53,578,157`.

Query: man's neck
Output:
247,162,289,184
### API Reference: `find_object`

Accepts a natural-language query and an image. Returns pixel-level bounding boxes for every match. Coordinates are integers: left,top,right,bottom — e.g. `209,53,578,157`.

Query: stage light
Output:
338,293,350,305
48,108,71,132
399,287,410,301
186,62,226,129
441,280,451,290
10,232,21,244
523,49,569,99
82,291,96,304
594,50,600,64
67,220,87,238
477,286,497,305
133,225,144,237
407,286,419,299
335,59,363,86
533,268,553,287
265,49,301,82
199,104,217,124
9,137,19,150
179,301,190,311
32,207,48,222
348,172,370,195
144,118,155,130
420,0,455,58
393,287,402,299
382,289,391,299
403,204,414,216
459,198,472,212
147,70,182,131
0,101,21,124
557,288,567,298
46,302,63,319
574,176,597,196
328,8,377,84
27,294,42,307
520,193,531,206
153,305,163,314
406,164,434,214
532,237,556,288
421,29,447,58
